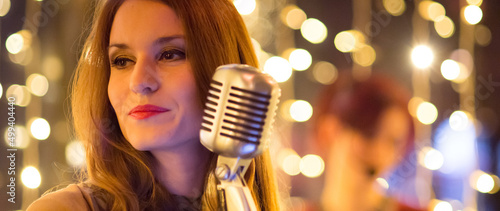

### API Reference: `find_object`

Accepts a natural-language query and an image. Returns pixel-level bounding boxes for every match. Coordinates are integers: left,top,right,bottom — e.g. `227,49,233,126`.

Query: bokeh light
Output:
383,0,406,16
6,33,24,54
476,173,495,193
467,0,483,6
300,18,328,44
312,61,338,85
27,74,49,97
433,201,453,211
419,1,446,21
440,59,460,80
353,44,376,67
334,30,364,53
288,48,312,71
282,153,301,176
449,110,470,131
434,16,454,38
416,102,438,125
42,55,65,81
474,25,491,46
233,0,256,15
6,84,32,107
263,56,293,83
470,170,499,194
281,5,307,30
289,100,313,122
463,5,482,25
29,118,51,140
300,154,324,178
21,166,41,189
4,125,30,149
420,147,444,170
66,141,86,167
0,0,11,17
0,82,3,99
411,45,434,69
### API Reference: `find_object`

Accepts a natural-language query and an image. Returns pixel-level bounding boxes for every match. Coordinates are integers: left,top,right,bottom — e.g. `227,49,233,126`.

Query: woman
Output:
28,0,279,210
313,72,423,211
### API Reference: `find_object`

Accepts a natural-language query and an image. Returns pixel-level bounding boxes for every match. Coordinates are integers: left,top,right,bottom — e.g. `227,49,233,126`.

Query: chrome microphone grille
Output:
200,64,280,158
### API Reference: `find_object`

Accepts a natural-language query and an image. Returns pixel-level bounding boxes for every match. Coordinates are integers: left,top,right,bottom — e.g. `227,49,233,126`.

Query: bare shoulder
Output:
27,184,94,211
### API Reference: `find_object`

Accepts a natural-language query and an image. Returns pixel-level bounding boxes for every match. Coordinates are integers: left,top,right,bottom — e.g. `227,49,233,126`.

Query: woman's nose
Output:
129,57,159,95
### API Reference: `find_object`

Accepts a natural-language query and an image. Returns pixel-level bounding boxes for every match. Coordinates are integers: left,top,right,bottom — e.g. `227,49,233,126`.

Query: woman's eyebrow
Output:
153,35,185,46
108,35,185,50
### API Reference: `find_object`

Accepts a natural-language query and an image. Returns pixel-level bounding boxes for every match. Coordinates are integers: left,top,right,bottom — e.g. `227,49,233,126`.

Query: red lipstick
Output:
129,104,169,120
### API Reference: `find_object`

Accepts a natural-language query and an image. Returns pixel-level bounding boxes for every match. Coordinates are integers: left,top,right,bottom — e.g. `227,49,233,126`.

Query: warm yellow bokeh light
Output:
434,16,454,38
313,61,338,85
0,0,11,17
376,178,389,190
463,5,483,25
42,55,64,81
383,0,405,16
6,84,31,107
475,25,492,46
27,74,49,97
300,18,328,44
467,0,483,6
476,173,495,193
416,102,438,125
334,30,365,53
21,166,41,189
6,33,24,54
233,0,256,15
29,118,51,140
449,110,470,131
66,141,86,167
353,44,376,67
281,5,307,30
419,147,444,170
289,49,312,71
282,154,301,176
419,1,445,21
0,82,3,99
263,56,293,83
411,45,434,69
4,125,30,149
440,59,460,80
289,100,313,122
300,154,325,178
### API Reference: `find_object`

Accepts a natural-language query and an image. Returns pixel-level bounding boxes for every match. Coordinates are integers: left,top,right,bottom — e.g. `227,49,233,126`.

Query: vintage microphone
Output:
200,64,280,211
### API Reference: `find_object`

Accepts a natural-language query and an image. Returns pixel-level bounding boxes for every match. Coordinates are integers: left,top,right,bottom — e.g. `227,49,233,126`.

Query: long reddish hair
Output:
71,0,279,210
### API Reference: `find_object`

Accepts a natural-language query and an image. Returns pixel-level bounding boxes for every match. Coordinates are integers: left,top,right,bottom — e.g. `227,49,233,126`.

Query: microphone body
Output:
200,64,280,211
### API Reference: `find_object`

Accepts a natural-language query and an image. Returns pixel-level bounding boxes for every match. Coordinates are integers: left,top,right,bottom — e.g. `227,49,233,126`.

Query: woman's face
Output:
107,0,202,151
352,107,410,178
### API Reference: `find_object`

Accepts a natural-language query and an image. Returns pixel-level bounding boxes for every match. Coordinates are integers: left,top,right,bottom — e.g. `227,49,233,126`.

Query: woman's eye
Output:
159,49,186,61
111,57,133,69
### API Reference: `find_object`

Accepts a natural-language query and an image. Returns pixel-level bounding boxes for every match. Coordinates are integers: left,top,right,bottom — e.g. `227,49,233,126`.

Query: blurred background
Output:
0,0,499,210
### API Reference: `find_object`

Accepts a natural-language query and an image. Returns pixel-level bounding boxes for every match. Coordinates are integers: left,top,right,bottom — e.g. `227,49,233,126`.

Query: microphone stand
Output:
214,156,257,211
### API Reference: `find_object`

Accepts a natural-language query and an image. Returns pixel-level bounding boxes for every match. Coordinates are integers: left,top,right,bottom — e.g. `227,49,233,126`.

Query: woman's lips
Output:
129,104,169,120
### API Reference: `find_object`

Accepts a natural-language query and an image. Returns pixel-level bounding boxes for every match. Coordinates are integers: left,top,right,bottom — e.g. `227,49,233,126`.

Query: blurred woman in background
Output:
313,72,424,211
